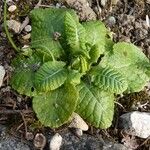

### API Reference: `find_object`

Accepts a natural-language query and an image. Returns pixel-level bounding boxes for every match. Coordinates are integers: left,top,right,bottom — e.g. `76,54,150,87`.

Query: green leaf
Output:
93,67,128,94
89,44,102,64
34,61,67,92
11,55,41,96
83,21,107,55
80,56,89,73
76,82,114,129
101,42,149,92
33,83,78,128
30,8,78,59
67,69,82,85
65,12,89,58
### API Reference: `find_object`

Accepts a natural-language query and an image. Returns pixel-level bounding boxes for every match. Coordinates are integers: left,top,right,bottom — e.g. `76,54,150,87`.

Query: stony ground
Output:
0,0,150,150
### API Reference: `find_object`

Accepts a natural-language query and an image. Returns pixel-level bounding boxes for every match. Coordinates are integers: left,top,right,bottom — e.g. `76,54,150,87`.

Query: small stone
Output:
0,66,5,87
17,97,22,102
49,133,62,150
26,132,34,141
22,33,31,40
56,3,61,8
111,0,120,5
34,133,46,149
74,128,83,136
119,111,150,138
8,5,17,12
24,25,32,32
106,16,116,27
69,113,89,131
147,0,150,4
7,20,21,33
101,0,107,7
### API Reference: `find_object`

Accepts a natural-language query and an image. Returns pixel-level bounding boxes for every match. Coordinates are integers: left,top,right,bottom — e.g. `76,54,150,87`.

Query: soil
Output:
0,0,150,150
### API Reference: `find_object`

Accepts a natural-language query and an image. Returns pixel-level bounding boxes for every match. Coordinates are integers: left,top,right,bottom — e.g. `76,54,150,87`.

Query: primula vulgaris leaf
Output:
83,21,107,55
11,55,41,96
101,42,150,93
76,82,114,128
93,67,128,94
34,61,67,92
89,44,102,64
67,69,82,85
80,56,89,73
30,8,78,59
65,12,89,58
33,83,78,128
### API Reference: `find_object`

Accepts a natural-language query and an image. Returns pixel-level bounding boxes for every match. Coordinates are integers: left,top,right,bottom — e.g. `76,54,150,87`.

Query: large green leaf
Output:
33,83,78,128
93,67,128,94
76,82,114,129
30,8,78,59
101,42,150,93
34,61,67,92
65,12,89,58
11,55,41,96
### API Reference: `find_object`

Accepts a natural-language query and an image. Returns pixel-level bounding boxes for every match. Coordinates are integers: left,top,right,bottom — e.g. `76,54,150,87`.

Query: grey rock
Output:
106,16,116,27
119,111,150,138
0,65,5,87
59,130,128,150
0,137,30,150
0,125,7,138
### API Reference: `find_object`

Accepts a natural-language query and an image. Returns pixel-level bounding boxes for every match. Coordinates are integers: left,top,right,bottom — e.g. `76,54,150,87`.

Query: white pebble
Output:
56,3,61,8
146,15,150,27
0,66,5,87
24,25,32,32
7,20,21,33
101,0,107,7
69,113,89,131
22,33,31,40
8,5,17,12
49,133,62,150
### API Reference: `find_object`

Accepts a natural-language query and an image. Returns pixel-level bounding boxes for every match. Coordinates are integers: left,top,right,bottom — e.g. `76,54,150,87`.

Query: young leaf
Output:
33,83,78,128
34,61,67,92
66,69,82,85
64,12,89,57
76,82,114,129
11,55,41,96
93,67,128,94
101,42,149,93
30,8,78,59
83,21,107,55
80,56,89,73
89,44,102,64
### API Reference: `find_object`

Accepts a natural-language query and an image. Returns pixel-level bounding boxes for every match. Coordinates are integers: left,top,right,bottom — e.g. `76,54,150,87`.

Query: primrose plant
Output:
11,8,150,128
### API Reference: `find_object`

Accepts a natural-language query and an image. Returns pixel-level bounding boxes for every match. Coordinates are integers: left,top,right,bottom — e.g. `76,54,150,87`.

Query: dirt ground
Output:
0,0,150,149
